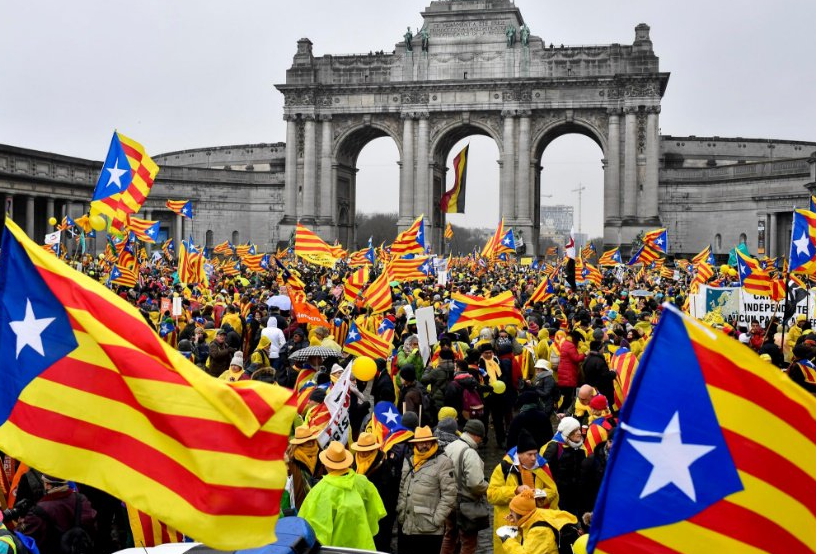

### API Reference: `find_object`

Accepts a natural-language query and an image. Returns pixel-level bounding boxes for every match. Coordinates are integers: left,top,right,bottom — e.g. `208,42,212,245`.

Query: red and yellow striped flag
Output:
0,219,297,550
127,505,184,547
390,216,425,258
295,224,337,268
362,270,393,314
343,266,369,303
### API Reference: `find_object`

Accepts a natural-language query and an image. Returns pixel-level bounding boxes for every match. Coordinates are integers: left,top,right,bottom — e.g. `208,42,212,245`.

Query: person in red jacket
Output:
556,331,585,409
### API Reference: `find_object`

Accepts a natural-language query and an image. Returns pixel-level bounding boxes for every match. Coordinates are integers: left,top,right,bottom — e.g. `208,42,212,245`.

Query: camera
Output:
2,498,32,521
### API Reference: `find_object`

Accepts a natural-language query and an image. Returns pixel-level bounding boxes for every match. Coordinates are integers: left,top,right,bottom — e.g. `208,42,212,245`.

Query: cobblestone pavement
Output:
475,439,506,554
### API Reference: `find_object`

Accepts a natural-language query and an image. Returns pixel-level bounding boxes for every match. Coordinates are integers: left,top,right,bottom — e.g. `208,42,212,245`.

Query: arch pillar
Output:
399,113,415,227
500,110,516,222
282,114,299,224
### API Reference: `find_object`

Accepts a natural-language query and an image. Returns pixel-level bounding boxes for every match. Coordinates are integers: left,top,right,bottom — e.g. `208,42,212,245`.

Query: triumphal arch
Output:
276,0,669,253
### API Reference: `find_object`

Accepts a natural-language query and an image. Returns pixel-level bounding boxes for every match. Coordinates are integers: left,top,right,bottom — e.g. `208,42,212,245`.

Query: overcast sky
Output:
3,1,815,237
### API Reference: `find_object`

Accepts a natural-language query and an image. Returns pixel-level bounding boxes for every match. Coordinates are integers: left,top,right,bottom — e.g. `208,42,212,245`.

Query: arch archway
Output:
333,123,402,247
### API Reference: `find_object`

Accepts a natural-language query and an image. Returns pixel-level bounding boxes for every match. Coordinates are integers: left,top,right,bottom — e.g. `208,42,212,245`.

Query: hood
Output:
323,469,356,490
267,317,278,329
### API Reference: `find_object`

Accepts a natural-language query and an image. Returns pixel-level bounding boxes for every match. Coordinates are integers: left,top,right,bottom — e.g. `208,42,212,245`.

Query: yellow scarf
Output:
355,450,377,476
518,508,537,528
588,409,611,424
293,442,319,474
413,443,439,471
484,357,501,384
328,468,350,477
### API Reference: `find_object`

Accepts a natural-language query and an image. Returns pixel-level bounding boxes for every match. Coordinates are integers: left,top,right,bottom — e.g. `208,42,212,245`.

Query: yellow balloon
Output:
48,217,57,226
352,356,377,381
90,214,106,231
491,379,507,394
571,534,589,554
719,264,730,274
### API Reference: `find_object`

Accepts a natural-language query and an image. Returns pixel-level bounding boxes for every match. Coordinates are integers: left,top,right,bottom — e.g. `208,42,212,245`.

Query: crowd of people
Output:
2,245,814,554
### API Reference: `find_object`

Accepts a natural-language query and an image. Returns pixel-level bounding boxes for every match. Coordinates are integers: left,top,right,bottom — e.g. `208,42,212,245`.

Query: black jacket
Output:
582,352,616,403
506,406,553,451
371,369,397,405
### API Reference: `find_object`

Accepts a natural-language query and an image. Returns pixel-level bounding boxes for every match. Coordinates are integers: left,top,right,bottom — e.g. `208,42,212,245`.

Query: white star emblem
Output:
9,299,55,359
378,323,387,333
627,412,715,503
383,408,400,425
794,232,812,257
105,160,129,191
347,329,359,341
147,227,156,237
655,237,664,245
503,238,511,245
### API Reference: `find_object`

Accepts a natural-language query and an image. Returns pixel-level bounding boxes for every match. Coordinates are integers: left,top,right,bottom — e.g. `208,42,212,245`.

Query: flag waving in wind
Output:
589,304,816,554
440,144,468,214
165,200,193,220
91,132,159,231
0,219,297,550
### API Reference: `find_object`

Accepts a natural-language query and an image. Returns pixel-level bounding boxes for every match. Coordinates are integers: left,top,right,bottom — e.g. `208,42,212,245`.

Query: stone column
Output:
301,114,317,223
604,109,621,221
643,106,661,221
416,112,430,218
400,113,415,224
769,212,778,258
25,195,35,238
46,198,55,225
319,115,333,224
144,209,153,254
622,107,638,219
283,114,299,222
516,111,531,224
501,110,516,221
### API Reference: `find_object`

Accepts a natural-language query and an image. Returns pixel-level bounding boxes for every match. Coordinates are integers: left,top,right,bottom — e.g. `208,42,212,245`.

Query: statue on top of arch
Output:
505,24,516,47
419,27,429,52
404,26,414,52
520,23,530,46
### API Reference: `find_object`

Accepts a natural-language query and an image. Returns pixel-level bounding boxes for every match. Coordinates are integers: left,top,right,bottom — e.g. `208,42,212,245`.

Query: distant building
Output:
540,205,574,245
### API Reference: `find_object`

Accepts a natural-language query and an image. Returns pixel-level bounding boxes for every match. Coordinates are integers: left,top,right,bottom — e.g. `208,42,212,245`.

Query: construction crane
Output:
572,184,586,234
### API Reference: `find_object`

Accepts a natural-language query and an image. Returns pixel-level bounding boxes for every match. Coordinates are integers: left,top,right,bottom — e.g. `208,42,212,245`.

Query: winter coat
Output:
397,348,425,377
298,470,386,550
506,405,553,451
532,370,558,416
398,383,428,425
444,436,488,502
371,370,397,405
397,450,457,536
487,448,560,554
20,490,97,554
354,451,397,512
582,352,616,402
261,317,286,359
207,340,234,376
501,508,579,554
556,339,584,388
421,359,454,408
541,433,587,516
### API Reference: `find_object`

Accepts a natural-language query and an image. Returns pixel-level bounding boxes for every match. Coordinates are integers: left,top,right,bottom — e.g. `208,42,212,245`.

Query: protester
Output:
541,417,587,516
284,425,324,511
499,489,579,554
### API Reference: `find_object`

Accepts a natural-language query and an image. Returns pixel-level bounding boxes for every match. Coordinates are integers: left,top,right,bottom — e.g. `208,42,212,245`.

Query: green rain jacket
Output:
298,469,386,550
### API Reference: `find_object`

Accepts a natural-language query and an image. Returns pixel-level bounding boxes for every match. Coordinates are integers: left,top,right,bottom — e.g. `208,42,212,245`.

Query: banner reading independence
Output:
738,290,815,327
690,285,815,326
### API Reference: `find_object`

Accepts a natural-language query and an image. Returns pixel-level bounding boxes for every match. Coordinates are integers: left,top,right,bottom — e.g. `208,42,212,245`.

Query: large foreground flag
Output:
91,132,159,231
440,144,468,213
0,219,297,549
589,304,816,554
447,290,524,332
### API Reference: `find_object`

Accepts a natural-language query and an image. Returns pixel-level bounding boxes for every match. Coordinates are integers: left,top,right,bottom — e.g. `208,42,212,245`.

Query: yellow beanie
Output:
509,489,537,516
438,406,458,421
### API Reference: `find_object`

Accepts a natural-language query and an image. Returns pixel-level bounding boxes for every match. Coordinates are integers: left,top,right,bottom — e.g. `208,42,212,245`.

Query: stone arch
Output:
332,122,403,248
531,117,608,159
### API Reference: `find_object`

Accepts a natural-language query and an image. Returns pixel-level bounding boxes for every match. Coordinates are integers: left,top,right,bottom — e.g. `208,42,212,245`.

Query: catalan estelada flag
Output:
628,243,661,266
447,290,523,332
599,247,622,266
0,219,297,549
589,304,816,554
126,216,160,244
735,249,772,297
642,227,668,253
343,266,370,303
692,244,715,266
611,349,638,412
361,270,392,314
440,144,468,214
481,219,505,259
344,320,391,359
295,224,337,268
390,215,425,258
788,209,816,273
165,200,193,220
444,222,454,241
526,276,555,306
91,132,159,231
387,256,433,282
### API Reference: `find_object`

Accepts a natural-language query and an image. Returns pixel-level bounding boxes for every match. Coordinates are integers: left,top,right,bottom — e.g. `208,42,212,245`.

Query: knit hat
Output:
589,395,609,411
436,417,459,436
759,353,772,363
308,387,327,403
557,416,581,438
516,429,538,454
509,489,537,516
230,351,244,368
438,406,458,422
399,366,417,382
463,419,486,438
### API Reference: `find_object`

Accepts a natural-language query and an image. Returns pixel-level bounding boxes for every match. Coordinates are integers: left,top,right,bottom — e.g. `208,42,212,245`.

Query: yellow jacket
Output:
502,508,579,554
487,452,560,554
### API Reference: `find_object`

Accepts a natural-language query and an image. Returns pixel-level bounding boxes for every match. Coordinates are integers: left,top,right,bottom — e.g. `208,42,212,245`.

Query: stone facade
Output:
1,0,814,259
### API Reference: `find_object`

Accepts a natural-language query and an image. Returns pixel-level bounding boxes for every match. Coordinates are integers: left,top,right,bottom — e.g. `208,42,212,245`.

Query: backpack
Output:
419,386,437,426
32,494,93,554
530,519,582,554
0,527,37,554
461,388,484,420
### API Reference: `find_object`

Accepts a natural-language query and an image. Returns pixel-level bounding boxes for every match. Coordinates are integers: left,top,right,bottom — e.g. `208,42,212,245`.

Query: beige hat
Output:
319,441,354,470
350,432,381,452
534,359,552,370
290,425,320,445
408,425,438,443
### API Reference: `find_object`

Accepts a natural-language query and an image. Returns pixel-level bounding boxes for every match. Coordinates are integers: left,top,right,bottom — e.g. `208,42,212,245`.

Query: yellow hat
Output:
408,425,438,443
290,425,320,445
438,406,458,421
319,441,353,470
350,432,381,452
509,489,537,516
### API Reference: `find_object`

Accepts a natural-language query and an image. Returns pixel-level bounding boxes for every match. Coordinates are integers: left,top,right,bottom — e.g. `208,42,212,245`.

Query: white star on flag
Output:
794,232,812,256
105,160,129,191
9,299,55,359
383,408,400,425
627,411,715,503
655,237,664,245
347,329,359,341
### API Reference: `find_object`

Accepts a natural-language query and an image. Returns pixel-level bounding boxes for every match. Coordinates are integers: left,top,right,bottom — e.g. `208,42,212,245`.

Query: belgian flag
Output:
440,144,468,213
